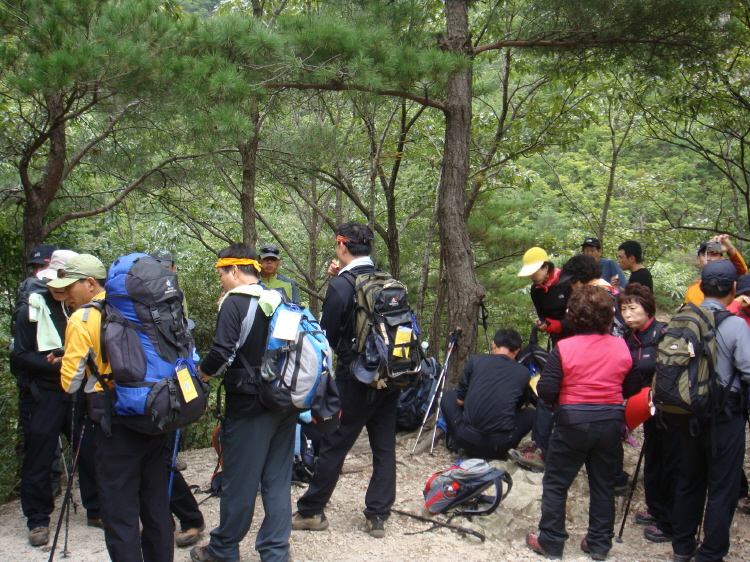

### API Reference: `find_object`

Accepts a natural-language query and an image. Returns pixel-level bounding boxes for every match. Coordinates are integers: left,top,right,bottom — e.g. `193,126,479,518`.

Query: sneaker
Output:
87,518,104,529
644,525,673,543
635,510,657,525
291,512,329,531
190,546,220,562
28,527,49,547
737,497,750,514
176,524,205,547
365,517,385,538
526,532,562,560
511,447,546,472
580,538,607,561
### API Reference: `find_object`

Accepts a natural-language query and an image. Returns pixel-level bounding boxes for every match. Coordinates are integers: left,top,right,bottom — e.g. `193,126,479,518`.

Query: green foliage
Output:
0,349,21,503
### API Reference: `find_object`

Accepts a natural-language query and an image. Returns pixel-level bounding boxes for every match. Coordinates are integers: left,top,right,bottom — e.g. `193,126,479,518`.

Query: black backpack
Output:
396,357,441,430
516,327,550,407
343,269,423,389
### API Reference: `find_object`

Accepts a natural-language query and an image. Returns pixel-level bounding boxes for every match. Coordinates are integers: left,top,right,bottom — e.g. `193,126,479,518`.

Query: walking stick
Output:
479,302,491,354
392,508,486,542
615,439,646,542
429,328,461,455
168,428,181,499
48,423,86,562
410,328,461,456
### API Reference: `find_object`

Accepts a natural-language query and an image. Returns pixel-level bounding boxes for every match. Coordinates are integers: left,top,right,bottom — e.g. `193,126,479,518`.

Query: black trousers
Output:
642,416,681,536
672,410,745,562
164,432,204,531
538,419,621,558
440,389,534,459
297,378,399,520
532,399,554,455
19,387,99,529
94,423,173,562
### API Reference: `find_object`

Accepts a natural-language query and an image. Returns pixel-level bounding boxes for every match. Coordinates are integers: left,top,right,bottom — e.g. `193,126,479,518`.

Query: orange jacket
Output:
684,252,748,305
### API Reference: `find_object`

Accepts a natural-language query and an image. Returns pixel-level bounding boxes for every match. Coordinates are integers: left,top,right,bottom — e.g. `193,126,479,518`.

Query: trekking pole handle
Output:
448,327,462,348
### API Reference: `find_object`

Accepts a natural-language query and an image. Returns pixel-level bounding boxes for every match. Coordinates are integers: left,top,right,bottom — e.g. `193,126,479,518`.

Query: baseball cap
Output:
581,237,601,249
259,244,281,259
150,250,174,265
736,274,750,297
37,250,79,280
28,244,57,265
518,247,549,277
47,254,107,288
700,260,737,284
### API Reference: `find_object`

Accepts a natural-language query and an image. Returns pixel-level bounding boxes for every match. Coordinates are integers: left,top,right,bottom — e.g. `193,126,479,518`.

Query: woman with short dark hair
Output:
527,285,640,560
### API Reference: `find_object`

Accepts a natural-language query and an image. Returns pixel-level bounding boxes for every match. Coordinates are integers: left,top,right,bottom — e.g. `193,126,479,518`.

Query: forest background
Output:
1,0,749,501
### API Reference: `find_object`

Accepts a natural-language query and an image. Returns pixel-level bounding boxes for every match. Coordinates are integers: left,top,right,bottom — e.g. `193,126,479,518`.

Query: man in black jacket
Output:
191,244,296,562
440,329,534,459
293,222,397,539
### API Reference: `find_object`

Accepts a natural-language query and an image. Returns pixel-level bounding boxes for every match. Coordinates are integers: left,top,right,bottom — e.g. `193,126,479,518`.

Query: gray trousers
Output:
208,410,297,562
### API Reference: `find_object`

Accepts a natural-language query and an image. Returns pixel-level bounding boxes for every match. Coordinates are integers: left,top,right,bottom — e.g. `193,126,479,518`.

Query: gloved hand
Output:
544,318,562,334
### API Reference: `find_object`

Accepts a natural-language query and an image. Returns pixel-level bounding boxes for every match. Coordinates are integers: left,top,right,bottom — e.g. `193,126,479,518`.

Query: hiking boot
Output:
87,518,104,529
580,538,607,561
673,546,699,562
365,517,385,538
635,510,657,525
176,524,205,547
190,546,220,562
291,512,329,531
644,525,673,543
737,497,750,514
28,527,49,547
511,446,546,472
526,532,561,560
170,459,188,472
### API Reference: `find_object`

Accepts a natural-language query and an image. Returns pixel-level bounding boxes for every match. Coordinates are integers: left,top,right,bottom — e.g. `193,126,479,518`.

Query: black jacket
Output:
200,289,272,418
323,264,377,380
529,272,574,341
456,354,532,434
625,319,667,388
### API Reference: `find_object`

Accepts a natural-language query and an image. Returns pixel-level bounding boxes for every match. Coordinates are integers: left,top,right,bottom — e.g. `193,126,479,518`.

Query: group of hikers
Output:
7,226,750,562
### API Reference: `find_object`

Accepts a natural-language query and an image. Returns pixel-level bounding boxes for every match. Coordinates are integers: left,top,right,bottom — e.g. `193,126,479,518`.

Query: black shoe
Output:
673,546,698,562
365,517,385,538
580,538,607,561
644,526,673,543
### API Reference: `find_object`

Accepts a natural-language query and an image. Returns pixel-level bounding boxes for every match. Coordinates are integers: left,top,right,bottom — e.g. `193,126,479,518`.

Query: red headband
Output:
336,234,372,244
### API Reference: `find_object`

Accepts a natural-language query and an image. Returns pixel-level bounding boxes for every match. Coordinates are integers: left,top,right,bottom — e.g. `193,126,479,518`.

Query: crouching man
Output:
440,328,535,459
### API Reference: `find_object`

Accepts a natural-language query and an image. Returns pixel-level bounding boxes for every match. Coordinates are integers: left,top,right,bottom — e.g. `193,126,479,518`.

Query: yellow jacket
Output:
684,252,748,305
61,292,113,394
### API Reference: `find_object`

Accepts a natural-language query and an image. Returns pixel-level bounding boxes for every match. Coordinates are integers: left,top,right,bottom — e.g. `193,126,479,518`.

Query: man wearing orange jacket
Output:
685,235,747,305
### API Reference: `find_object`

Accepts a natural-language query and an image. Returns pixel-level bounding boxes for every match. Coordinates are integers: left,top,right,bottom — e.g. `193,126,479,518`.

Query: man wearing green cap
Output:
57,254,174,562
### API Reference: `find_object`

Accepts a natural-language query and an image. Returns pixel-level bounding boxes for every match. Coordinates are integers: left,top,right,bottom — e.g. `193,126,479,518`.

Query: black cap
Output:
259,244,280,259
150,250,174,265
736,274,750,297
581,237,601,249
701,260,737,283
28,244,57,265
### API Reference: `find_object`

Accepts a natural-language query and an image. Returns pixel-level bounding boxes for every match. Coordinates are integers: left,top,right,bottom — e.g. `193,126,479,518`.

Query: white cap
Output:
37,250,80,280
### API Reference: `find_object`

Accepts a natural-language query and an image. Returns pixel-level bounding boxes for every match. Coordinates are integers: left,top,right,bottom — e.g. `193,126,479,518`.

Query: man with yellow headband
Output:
191,244,295,562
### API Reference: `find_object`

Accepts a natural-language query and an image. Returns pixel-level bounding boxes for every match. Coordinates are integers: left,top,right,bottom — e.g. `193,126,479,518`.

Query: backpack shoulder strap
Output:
454,470,513,517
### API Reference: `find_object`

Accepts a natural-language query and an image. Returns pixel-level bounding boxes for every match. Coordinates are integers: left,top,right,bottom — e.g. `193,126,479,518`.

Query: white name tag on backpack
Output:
272,310,303,340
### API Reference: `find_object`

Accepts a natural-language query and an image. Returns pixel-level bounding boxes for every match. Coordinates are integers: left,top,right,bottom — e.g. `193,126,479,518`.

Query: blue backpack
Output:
87,253,208,435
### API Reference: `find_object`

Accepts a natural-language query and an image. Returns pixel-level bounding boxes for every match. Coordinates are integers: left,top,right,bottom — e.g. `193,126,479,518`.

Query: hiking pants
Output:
94,423,172,562
164,432,204,531
441,389,534,458
642,416,681,536
207,410,297,562
297,379,399,520
538,419,621,558
672,408,745,562
19,387,99,530
531,398,554,455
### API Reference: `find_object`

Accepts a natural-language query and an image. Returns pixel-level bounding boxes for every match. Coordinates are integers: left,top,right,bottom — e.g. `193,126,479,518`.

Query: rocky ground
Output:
1,426,749,562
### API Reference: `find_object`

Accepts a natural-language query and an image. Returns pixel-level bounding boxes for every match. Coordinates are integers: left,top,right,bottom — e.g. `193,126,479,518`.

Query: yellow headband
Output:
215,258,261,272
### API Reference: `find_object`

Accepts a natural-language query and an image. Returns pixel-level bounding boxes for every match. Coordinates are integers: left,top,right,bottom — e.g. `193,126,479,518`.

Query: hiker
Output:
56,254,174,562
684,235,747,305
518,247,573,343
616,240,653,291
617,283,675,544
12,250,101,547
581,237,627,288
190,244,296,562
293,222,397,538
526,285,640,561
150,250,206,548
258,243,299,302
440,328,535,459
670,260,750,562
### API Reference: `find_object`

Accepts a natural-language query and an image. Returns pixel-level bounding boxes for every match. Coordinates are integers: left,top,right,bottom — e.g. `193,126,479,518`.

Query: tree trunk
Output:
239,100,261,247
439,0,485,385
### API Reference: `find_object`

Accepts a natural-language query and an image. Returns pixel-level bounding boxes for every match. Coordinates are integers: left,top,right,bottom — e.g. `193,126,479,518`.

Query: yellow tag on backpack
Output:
176,367,198,403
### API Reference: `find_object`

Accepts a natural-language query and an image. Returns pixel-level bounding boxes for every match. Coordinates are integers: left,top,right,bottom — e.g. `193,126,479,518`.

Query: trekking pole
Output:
168,429,181,499
48,423,86,562
479,302,491,354
616,439,646,542
61,400,77,558
429,328,462,455
411,327,461,456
